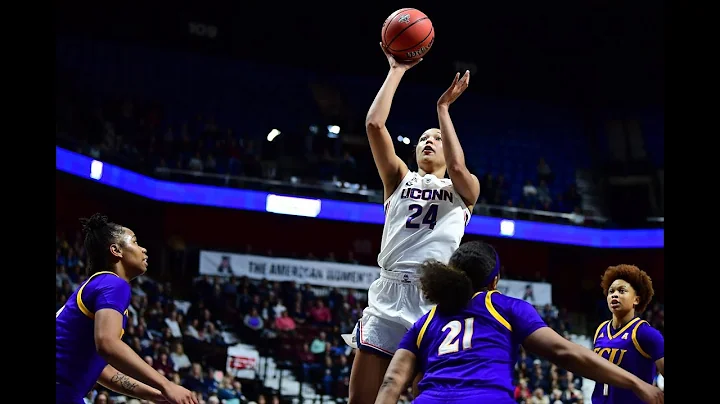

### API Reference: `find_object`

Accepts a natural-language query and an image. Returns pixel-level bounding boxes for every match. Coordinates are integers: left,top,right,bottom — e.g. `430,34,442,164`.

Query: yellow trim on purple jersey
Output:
417,306,437,348
76,271,119,319
485,290,512,331
631,320,652,359
606,317,641,340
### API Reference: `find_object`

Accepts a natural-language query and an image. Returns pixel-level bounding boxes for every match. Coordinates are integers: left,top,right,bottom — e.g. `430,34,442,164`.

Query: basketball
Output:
381,8,434,61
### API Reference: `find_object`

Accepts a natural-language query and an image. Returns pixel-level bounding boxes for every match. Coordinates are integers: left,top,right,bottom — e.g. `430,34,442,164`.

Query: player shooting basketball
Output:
344,41,480,404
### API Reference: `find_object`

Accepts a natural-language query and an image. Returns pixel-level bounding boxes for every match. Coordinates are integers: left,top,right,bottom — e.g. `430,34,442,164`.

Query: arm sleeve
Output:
508,299,548,341
86,274,132,314
397,316,425,355
636,323,664,361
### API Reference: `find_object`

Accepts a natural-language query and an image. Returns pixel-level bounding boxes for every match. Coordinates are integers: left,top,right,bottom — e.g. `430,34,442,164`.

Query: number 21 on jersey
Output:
438,318,475,356
406,204,439,229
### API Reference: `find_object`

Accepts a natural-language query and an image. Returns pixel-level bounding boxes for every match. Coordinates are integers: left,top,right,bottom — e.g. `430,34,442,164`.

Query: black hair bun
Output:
80,213,109,233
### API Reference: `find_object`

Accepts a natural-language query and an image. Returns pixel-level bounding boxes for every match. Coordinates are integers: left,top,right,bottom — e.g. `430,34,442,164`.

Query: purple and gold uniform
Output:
398,290,547,404
591,317,664,404
56,271,131,404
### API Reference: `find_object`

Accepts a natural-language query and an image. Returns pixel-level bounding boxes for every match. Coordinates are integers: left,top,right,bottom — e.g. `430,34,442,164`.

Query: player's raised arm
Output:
97,365,167,402
95,309,198,404
366,43,419,198
374,348,417,404
523,328,663,403
436,71,480,208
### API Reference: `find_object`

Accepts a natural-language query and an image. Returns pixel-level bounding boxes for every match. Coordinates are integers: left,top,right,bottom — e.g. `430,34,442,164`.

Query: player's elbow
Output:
526,329,577,366
365,118,385,131
549,344,576,364
95,334,120,358
549,341,589,370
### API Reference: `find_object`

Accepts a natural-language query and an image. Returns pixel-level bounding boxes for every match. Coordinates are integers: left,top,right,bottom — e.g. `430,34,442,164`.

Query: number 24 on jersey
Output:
406,204,439,229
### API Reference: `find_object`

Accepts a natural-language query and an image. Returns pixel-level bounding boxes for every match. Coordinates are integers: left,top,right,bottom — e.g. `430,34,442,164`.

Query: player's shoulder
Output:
633,319,664,359
484,291,537,316
90,272,131,291
487,290,527,306
635,320,663,339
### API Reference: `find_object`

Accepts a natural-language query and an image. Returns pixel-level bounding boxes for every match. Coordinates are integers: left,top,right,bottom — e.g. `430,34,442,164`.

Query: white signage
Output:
199,251,380,290
496,279,552,306
226,344,259,379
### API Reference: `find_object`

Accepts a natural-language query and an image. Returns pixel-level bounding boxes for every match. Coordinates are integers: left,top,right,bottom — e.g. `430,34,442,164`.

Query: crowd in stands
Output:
57,226,661,404
55,70,587,224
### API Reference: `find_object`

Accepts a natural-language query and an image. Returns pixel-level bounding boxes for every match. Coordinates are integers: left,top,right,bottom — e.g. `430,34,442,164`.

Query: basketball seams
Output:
382,8,413,45
393,26,434,52
387,17,429,50
381,8,434,61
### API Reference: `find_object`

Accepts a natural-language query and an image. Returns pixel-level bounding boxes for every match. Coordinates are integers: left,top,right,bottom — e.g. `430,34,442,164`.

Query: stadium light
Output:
327,125,340,139
267,129,281,142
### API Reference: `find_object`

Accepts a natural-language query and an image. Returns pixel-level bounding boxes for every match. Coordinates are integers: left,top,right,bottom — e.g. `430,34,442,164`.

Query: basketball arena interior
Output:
55,2,664,403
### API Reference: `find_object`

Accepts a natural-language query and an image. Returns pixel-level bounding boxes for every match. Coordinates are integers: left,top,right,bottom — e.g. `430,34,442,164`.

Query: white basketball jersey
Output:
378,171,471,273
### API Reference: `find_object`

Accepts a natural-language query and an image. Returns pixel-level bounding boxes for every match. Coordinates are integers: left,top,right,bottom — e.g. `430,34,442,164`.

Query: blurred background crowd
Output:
55,1,663,403
56,231,664,404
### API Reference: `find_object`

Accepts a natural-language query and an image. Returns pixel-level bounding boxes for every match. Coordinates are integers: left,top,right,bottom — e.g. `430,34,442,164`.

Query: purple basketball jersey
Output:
56,271,131,403
591,317,664,404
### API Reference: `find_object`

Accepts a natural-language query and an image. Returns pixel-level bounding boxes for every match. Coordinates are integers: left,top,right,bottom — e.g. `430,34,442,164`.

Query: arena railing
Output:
54,135,663,229
154,166,663,228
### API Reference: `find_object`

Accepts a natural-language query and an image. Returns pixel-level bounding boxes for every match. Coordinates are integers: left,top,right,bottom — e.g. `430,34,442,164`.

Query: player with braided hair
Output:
56,213,197,404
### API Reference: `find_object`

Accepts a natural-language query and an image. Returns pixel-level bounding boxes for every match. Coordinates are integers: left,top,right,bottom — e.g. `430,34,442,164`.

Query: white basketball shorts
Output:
342,269,433,357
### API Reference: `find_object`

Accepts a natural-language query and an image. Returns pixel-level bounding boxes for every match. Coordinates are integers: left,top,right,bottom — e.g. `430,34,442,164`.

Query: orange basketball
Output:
381,8,435,61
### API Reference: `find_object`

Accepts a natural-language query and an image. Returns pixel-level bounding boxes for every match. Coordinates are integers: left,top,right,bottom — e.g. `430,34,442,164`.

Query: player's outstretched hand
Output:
633,383,664,404
161,383,198,404
381,42,422,71
437,70,470,108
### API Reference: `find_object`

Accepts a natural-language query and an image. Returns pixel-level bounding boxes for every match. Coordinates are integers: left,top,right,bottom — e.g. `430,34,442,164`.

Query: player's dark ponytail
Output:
79,213,122,273
420,259,474,314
